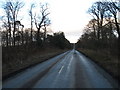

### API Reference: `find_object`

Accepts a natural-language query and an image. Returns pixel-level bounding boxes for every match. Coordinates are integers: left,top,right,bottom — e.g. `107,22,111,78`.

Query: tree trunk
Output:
6,33,8,46
97,18,100,40
114,15,120,37
31,15,33,42
118,37,120,61
13,16,16,46
114,15,120,61
37,27,41,45
8,13,11,46
43,25,47,43
22,29,24,45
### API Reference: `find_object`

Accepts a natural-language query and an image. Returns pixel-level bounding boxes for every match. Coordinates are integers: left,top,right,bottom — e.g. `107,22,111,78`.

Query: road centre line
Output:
58,66,64,74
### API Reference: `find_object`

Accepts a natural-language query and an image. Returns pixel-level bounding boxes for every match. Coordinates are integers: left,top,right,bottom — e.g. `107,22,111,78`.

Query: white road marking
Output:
58,66,64,74
68,55,73,69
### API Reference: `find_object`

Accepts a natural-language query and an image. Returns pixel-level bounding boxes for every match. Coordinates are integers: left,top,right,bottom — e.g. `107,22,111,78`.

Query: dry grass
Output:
2,47,67,78
77,48,119,82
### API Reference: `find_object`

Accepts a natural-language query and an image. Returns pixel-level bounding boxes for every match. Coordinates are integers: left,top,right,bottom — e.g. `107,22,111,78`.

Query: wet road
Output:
3,50,119,88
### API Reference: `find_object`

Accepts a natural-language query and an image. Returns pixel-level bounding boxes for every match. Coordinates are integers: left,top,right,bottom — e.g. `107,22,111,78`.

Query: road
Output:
3,50,119,88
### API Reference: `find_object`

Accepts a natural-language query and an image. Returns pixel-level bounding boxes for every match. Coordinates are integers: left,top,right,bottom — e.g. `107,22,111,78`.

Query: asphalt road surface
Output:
3,50,119,88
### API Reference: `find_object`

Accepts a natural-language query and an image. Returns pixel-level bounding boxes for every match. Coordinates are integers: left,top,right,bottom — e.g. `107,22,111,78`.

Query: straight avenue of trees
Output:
1,0,120,82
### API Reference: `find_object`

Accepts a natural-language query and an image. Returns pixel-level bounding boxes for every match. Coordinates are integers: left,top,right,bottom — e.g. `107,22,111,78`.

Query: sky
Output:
0,0,101,43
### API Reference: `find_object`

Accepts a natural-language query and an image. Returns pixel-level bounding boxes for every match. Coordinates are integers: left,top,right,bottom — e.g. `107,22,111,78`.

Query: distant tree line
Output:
77,1,120,58
0,0,71,49
47,32,71,49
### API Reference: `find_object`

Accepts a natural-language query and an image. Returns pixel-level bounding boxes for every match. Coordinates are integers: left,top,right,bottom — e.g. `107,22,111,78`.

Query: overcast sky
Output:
0,0,101,43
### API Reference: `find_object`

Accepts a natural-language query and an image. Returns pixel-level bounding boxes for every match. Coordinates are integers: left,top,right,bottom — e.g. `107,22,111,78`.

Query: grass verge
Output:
3,47,68,80
77,48,119,83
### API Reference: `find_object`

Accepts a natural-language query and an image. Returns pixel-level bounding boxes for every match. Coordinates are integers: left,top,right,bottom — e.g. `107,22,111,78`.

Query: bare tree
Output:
87,0,120,59
29,3,35,42
2,2,12,46
88,1,109,40
106,1,120,59
107,1,120,37
86,19,98,39
5,0,24,46
34,3,50,45
43,17,51,43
